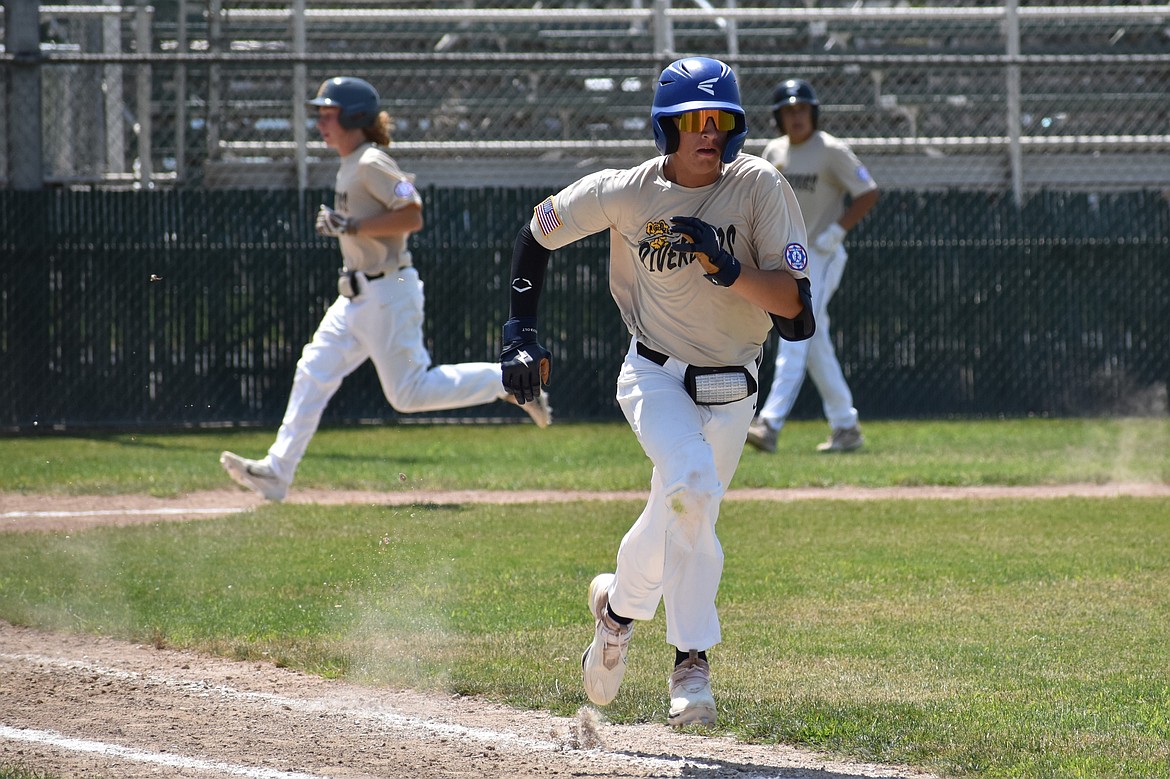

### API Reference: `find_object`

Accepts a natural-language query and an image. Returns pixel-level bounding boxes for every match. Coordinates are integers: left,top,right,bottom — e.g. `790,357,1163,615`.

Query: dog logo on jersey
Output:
643,219,676,251
638,219,737,273
785,242,809,272
534,197,562,236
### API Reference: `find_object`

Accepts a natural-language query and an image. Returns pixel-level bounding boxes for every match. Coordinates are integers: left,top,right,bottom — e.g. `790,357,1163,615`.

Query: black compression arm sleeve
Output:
508,223,553,320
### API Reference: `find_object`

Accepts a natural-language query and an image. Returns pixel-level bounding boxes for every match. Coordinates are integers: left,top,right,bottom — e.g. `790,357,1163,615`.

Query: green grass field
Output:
2,418,1168,779
3,417,1168,495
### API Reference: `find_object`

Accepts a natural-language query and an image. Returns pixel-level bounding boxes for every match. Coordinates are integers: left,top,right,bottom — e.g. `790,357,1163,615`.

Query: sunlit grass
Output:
2,494,1169,778
1,417,1167,496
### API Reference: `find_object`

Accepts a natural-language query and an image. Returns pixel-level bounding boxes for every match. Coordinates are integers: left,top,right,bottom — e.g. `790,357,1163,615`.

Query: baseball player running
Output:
221,76,551,502
748,78,878,454
499,58,813,726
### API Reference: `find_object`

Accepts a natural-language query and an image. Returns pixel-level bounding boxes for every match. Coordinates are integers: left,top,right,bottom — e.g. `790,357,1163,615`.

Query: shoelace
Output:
670,659,710,691
598,615,632,664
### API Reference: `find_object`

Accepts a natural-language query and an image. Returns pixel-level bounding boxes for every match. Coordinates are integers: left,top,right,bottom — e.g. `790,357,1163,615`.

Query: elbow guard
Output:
771,276,816,342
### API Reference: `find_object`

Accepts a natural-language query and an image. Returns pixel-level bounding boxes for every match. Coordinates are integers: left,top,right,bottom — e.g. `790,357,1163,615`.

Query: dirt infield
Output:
4,482,1169,533
2,484,1167,778
0,620,946,779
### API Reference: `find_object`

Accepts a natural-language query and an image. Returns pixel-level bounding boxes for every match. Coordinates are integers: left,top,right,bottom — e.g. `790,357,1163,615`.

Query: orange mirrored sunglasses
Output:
674,109,737,133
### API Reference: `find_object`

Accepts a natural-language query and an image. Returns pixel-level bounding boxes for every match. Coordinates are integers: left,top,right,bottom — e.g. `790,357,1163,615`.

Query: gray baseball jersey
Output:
260,143,506,485
529,154,808,367
760,131,876,239
332,142,422,274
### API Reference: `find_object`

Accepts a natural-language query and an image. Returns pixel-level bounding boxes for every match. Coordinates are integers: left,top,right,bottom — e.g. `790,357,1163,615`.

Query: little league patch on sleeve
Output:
395,180,416,198
535,196,562,236
785,242,809,271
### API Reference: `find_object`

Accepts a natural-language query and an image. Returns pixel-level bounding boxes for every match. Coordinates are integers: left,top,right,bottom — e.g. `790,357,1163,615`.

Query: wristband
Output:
503,316,538,345
704,252,741,287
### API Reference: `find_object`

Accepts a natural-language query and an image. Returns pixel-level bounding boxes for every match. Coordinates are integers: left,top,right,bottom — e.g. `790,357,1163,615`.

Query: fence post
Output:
207,0,223,162
292,0,308,191
135,1,154,187
102,0,125,176
1005,0,1023,206
725,0,739,67
652,0,674,66
175,0,189,182
6,0,43,189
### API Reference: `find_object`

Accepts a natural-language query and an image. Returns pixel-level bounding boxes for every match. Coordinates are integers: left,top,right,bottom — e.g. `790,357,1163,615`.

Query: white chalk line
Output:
1,507,241,518
1,502,244,514
1,651,721,775
0,724,330,779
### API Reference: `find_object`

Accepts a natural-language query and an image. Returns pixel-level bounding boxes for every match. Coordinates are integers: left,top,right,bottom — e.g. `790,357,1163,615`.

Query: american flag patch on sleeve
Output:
534,197,562,236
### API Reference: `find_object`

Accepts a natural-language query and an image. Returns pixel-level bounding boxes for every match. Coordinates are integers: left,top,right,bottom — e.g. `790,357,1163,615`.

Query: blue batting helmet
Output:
307,77,380,129
771,78,820,133
651,57,748,164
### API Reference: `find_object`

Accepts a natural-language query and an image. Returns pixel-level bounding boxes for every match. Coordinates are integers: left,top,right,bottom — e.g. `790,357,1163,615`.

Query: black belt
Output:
636,341,758,405
362,264,411,281
636,342,669,366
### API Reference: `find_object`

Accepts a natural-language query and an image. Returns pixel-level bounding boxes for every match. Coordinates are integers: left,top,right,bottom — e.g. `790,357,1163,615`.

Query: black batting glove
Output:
668,215,741,287
500,317,551,404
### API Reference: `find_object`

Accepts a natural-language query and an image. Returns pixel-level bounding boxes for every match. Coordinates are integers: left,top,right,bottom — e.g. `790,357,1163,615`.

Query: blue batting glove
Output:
668,216,741,286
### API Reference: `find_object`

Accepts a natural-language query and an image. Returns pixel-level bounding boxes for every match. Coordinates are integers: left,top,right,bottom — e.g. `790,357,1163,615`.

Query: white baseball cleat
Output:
219,451,289,502
581,572,632,706
745,417,778,453
506,390,553,428
816,425,864,453
668,650,716,727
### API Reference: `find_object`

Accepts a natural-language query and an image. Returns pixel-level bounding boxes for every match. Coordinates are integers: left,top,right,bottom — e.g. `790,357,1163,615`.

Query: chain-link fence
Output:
2,3,1169,431
3,2,1168,193
2,187,1167,431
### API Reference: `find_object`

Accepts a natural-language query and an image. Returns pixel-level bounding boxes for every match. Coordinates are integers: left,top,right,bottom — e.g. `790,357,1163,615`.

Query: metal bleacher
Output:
197,3,1170,192
8,2,1169,192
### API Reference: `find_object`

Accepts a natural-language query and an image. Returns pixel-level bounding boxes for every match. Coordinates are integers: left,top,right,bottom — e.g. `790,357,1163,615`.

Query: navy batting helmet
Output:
771,78,820,132
652,57,748,164
307,77,380,129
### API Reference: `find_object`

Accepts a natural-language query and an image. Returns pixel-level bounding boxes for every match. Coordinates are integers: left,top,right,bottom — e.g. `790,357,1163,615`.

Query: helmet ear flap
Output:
723,116,748,163
773,105,819,136
655,116,681,156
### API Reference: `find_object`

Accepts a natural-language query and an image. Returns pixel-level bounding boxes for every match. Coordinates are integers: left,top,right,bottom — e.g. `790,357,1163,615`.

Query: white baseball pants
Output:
758,245,858,432
265,268,505,482
607,337,757,652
